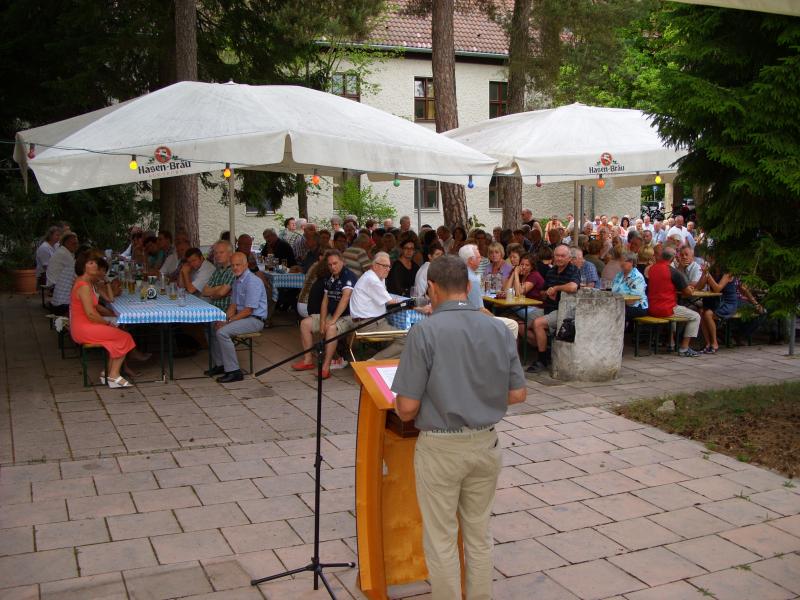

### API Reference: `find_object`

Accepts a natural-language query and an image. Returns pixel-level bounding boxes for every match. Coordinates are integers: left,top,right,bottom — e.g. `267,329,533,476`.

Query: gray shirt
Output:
467,268,483,310
391,300,525,431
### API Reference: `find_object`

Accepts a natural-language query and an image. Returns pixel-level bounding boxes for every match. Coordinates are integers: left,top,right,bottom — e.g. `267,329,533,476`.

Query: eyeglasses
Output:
374,262,391,268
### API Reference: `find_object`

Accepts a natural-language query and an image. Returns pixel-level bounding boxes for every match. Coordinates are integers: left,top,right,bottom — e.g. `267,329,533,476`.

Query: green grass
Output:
616,381,800,478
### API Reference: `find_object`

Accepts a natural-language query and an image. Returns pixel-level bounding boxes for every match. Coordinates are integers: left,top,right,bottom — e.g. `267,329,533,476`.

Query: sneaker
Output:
329,357,349,370
678,348,701,357
526,361,547,373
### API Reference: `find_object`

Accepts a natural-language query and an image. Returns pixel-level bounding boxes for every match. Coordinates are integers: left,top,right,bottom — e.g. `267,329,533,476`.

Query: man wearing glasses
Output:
349,251,410,359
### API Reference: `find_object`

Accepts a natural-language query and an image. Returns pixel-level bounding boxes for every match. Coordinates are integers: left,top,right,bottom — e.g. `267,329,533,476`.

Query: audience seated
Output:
612,252,648,321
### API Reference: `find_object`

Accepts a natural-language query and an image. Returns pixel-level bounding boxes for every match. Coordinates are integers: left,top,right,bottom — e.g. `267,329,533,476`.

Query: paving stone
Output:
132,486,201,512
491,571,579,599
539,528,626,563
609,446,673,467
570,471,643,496
252,473,316,497
596,431,654,449
154,464,219,488
0,526,34,557
32,477,95,502
664,457,732,479
582,493,662,522
654,440,709,460
749,488,800,516
649,506,732,539
750,553,800,595
77,538,158,575
723,469,791,493
522,479,597,505
274,539,355,576
679,475,757,501
93,471,157,494
491,487,545,514
505,426,567,445
771,515,800,537
513,441,575,462
555,436,617,455
0,482,31,505
504,413,560,428
60,458,119,479
632,484,708,511
288,510,356,543
596,517,682,551
0,548,77,587
67,492,135,519
221,521,303,553
238,495,312,523
531,502,611,532
40,572,127,600
151,530,233,564
117,452,178,472
546,559,647,599
107,510,182,541
563,453,632,474
619,464,690,487
688,567,794,600
517,459,584,482
624,580,709,599
494,538,568,576
175,502,250,532
194,479,263,505
0,584,39,600
35,518,109,550
225,441,285,461
719,523,800,558
665,535,760,572
496,466,538,488
124,562,214,600
698,497,780,526
208,459,275,481
607,547,706,587
0,499,67,528
491,511,555,543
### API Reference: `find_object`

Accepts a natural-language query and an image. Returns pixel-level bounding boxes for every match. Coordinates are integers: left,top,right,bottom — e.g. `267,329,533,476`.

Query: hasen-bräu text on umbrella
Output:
137,159,192,176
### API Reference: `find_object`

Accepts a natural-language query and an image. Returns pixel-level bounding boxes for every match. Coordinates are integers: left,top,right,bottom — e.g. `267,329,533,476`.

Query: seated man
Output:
612,252,648,321
207,252,268,383
202,242,235,313
46,232,79,287
570,247,599,288
261,228,296,267
342,233,372,277
528,244,580,372
647,246,702,357
179,247,216,296
349,251,408,360
292,250,358,379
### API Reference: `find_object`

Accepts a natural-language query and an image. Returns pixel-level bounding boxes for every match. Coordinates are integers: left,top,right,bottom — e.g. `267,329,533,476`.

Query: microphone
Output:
392,296,429,310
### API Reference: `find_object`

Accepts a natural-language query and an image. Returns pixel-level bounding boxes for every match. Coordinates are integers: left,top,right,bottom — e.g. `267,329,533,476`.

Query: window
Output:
414,179,439,210
414,77,435,121
489,81,508,118
489,176,503,209
331,73,360,102
245,198,276,216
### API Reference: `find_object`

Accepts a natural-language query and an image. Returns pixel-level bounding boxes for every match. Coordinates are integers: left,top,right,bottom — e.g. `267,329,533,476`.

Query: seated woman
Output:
449,225,467,256
483,242,512,289
413,242,444,297
387,238,419,296
70,254,136,388
508,253,545,314
601,244,624,283
535,245,553,280
505,244,524,270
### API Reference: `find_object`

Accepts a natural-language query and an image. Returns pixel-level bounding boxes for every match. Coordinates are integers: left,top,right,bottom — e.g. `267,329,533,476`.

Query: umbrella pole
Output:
572,181,580,247
228,169,236,243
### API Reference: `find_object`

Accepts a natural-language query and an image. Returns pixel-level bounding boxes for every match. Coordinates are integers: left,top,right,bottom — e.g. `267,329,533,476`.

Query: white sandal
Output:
107,375,132,389
99,371,107,385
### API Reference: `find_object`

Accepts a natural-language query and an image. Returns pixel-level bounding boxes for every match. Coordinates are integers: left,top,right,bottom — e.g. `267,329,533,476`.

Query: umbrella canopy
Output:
14,81,497,194
672,0,800,16
444,103,686,187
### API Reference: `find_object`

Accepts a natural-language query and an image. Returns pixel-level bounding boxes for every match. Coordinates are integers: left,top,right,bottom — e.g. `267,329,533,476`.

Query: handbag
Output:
555,317,576,343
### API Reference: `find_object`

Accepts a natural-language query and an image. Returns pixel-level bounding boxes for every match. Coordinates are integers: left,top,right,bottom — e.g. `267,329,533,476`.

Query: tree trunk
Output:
500,0,532,230
431,0,468,230
296,174,308,219
168,0,199,245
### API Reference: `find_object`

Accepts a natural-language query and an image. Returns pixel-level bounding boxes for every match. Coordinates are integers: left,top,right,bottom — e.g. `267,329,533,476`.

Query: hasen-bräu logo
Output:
136,145,192,176
589,152,625,175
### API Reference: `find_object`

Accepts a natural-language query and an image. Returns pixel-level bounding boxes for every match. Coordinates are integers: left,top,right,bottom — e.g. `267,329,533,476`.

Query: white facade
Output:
197,55,640,245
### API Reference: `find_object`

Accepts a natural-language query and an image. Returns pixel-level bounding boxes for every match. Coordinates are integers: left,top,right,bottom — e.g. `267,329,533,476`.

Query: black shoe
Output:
526,361,546,373
204,365,225,377
217,370,244,383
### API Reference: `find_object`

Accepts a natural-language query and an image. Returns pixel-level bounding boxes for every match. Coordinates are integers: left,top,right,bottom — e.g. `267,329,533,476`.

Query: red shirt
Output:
647,260,688,317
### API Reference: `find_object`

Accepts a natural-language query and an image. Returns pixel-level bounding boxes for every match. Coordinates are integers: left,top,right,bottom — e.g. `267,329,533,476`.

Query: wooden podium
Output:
352,360,427,599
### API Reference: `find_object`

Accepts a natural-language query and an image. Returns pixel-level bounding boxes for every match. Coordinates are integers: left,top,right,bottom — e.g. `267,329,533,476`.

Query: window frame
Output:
414,77,435,122
414,179,440,211
331,72,361,102
489,81,509,119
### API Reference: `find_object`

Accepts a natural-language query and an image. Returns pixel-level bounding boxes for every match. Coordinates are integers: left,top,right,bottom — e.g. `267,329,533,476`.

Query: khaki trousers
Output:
414,428,501,600
358,319,406,360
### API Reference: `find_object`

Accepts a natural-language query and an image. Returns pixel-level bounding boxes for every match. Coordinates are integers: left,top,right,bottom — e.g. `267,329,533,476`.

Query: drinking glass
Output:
177,288,187,306
168,283,177,300
409,286,417,299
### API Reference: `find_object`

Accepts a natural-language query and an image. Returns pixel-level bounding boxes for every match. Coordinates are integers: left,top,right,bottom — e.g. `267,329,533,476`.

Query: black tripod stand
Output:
250,301,413,598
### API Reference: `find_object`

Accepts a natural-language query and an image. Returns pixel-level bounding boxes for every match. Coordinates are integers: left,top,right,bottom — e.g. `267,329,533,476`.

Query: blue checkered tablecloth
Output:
263,271,305,302
385,295,428,330
111,292,227,325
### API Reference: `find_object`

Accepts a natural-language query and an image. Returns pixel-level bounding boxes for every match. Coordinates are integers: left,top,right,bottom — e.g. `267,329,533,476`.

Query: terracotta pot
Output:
11,268,38,294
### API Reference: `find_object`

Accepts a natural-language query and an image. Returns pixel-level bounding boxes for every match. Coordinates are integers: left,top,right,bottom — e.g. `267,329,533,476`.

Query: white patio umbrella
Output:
672,0,800,16
14,81,497,238
444,103,686,188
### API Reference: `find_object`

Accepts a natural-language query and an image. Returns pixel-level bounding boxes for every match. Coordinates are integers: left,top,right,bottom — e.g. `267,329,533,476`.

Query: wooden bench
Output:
633,316,670,357
719,313,752,348
40,284,54,308
347,329,408,362
80,343,107,387
233,332,261,374
46,314,70,359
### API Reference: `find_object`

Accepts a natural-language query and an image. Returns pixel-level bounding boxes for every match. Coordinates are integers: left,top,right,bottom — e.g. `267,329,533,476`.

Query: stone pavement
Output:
1,294,799,599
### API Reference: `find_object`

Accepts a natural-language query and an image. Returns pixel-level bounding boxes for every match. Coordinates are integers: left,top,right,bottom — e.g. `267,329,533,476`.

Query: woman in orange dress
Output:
70,254,136,388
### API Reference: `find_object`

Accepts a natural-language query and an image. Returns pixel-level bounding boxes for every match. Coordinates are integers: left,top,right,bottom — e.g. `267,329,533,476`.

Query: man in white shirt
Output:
642,215,655,232
653,221,667,244
667,215,689,244
46,233,79,287
36,226,62,282
349,251,406,359
179,247,216,296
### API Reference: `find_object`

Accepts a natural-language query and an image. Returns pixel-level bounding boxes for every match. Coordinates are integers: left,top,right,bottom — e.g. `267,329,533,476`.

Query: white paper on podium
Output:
374,366,397,401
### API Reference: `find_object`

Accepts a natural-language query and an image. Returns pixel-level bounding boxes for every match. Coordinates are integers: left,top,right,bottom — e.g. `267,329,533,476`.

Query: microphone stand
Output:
249,299,418,598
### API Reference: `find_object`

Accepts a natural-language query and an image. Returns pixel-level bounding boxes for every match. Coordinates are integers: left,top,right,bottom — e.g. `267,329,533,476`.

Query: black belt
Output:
251,315,266,322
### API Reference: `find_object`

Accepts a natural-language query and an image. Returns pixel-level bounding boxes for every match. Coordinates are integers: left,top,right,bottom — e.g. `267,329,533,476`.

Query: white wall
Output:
196,55,640,244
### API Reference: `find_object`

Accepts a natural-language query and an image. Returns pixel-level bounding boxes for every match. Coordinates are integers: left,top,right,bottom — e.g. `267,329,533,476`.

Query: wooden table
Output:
691,290,722,298
483,295,543,362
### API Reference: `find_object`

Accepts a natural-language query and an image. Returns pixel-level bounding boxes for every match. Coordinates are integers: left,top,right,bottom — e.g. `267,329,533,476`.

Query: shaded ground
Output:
617,382,800,478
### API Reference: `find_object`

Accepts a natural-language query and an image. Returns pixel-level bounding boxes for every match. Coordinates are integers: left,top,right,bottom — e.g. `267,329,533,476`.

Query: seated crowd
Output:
35,207,764,386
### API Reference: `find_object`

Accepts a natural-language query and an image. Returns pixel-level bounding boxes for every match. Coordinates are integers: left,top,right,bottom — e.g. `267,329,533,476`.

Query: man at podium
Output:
391,255,526,600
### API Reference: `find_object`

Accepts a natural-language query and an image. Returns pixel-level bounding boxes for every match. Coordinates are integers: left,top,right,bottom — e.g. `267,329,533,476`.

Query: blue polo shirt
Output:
231,269,268,318
324,267,357,316
612,268,648,310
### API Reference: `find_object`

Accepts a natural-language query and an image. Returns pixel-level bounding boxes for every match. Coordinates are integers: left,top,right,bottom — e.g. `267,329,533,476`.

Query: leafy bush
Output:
333,179,396,225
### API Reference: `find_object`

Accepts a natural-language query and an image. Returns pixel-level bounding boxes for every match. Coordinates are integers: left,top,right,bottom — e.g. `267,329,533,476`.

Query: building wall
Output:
196,55,640,245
